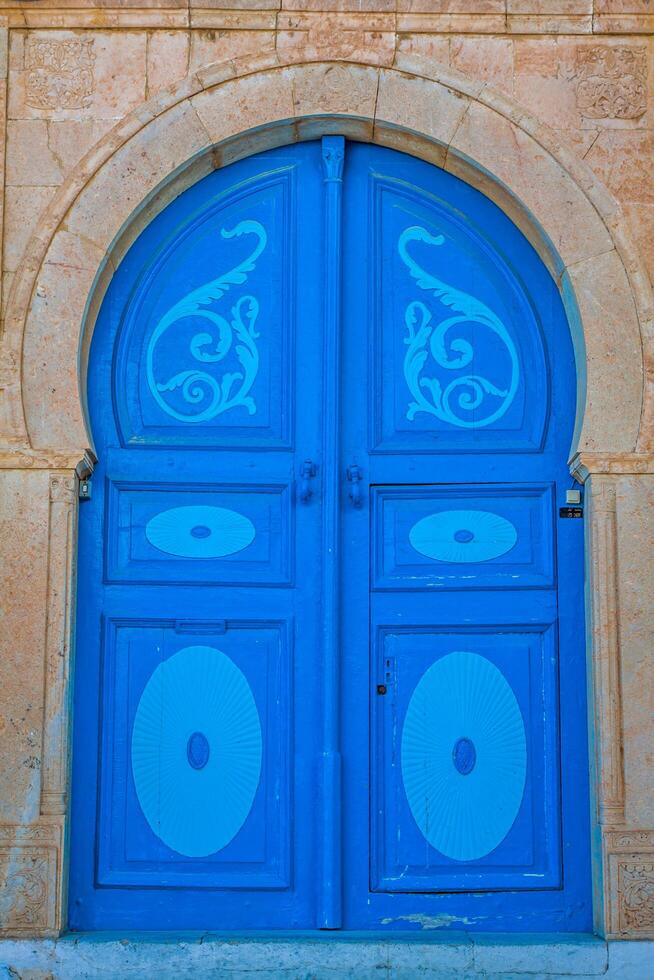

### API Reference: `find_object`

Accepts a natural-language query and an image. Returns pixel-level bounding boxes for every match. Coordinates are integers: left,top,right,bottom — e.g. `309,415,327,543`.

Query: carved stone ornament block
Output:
0,831,58,935
618,863,654,932
575,46,647,120
26,38,96,111
605,830,654,936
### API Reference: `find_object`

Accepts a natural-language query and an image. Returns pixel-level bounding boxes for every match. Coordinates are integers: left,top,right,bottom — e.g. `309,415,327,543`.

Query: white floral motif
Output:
399,225,519,429
146,220,266,423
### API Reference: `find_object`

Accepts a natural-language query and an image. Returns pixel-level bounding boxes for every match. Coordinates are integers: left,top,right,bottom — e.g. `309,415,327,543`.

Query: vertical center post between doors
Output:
319,135,345,930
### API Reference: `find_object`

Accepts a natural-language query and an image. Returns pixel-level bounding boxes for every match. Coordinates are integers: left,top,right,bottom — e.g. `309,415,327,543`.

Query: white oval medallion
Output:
409,508,517,563
402,651,527,861
145,504,255,559
132,645,262,857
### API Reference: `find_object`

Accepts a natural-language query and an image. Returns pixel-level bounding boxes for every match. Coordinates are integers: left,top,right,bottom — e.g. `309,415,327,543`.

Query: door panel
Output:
97,618,290,889
341,142,590,931
105,475,292,586
368,171,548,454
71,143,324,930
371,483,555,590
371,621,561,893
114,171,296,449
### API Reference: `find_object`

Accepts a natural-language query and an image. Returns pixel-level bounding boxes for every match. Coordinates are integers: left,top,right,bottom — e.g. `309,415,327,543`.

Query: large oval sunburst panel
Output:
131,645,262,857
401,651,527,861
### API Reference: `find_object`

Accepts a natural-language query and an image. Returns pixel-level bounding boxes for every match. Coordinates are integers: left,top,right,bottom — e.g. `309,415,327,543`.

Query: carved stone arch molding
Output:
1,52,654,939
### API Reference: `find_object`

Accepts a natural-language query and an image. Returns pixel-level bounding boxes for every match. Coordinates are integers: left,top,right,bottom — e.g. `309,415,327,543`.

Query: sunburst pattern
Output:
131,645,262,857
401,651,527,862
409,509,518,563
145,505,255,559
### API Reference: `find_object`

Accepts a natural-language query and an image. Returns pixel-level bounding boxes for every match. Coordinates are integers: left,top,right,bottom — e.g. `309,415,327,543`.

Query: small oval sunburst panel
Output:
409,509,518,564
401,651,527,862
131,645,262,858
145,505,256,559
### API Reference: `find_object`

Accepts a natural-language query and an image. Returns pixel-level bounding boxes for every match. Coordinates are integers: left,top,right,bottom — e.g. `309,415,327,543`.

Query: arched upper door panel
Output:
356,150,570,459
95,150,315,451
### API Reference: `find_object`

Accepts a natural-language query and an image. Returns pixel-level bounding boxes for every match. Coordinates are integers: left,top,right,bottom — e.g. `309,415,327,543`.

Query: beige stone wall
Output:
0,0,653,938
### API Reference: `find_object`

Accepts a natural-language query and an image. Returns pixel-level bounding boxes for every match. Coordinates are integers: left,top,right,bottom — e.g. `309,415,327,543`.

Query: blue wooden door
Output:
71,142,326,929
340,144,590,931
70,138,591,932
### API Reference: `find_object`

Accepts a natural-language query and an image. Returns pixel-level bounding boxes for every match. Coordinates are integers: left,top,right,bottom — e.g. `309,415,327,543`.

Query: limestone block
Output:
513,38,561,78
614,475,654,826
396,0,506,11
563,250,643,454
0,470,50,825
5,121,63,187
397,12,507,33
604,829,654,937
595,0,653,11
375,66,473,167
44,119,107,176
64,98,211,253
22,237,104,450
449,36,515,96
189,30,275,74
285,61,378,143
508,0,593,12
622,202,654,290
2,271,14,319
514,48,582,134
191,68,295,146
508,13,593,33
566,38,652,130
8,30,147,123
147,30,190,97
282,0,396,10
585,132,654,207
472,935,607,976
276,12,396,66
3,187,56,274
395,33,451,66
447,100,615,271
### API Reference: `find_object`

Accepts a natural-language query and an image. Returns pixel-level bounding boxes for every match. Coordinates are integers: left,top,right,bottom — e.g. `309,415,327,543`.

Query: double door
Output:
70,138,591,932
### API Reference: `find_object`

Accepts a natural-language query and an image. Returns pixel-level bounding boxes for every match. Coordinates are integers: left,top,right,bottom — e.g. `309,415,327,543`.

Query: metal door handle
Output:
298,459,317,503
347,464,364,508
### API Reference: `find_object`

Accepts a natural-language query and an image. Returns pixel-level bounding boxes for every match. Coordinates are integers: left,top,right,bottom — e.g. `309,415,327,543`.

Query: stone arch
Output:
3,51,652,460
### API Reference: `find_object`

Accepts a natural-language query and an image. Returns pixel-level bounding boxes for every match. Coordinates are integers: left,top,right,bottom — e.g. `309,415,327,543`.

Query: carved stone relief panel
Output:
575,46,647,121
0,825,60,935
25,38,95,112
619,862,654,931
605,829,654,936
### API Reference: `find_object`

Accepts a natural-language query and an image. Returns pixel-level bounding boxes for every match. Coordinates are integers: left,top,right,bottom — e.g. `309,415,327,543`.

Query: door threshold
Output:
3,932,652,980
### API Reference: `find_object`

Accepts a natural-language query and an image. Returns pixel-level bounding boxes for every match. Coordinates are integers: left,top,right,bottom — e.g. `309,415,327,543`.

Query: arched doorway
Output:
69,136,591,932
